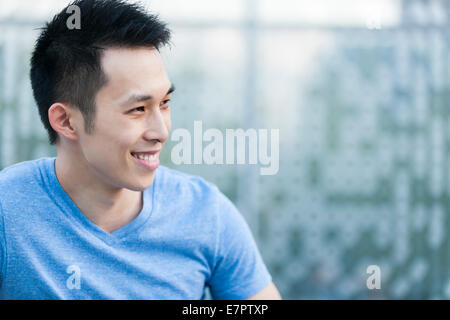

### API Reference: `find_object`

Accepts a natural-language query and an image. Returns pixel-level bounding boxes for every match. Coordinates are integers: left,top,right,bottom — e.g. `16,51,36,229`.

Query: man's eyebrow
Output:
167,84,175,95
121,84,175,105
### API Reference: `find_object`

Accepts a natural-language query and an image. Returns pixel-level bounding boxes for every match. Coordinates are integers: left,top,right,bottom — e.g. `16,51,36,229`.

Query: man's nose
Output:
142,109,169,144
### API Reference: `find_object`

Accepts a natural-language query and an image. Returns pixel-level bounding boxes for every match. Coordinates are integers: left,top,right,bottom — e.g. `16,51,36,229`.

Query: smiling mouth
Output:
130,151,160,170
130,152,159,161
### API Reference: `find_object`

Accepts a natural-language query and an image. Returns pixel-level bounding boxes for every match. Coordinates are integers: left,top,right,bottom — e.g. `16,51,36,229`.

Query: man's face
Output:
73,47,173,191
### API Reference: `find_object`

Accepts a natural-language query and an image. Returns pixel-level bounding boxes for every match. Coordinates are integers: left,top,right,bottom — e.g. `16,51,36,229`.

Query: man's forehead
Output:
100,46,166,76
101,46,161,60
96,47,171,103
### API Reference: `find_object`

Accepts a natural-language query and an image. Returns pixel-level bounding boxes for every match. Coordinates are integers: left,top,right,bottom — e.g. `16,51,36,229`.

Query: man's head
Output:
30,0,174,191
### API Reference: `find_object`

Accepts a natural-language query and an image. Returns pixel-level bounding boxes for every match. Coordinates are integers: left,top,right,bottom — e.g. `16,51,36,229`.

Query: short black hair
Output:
30,0,171,145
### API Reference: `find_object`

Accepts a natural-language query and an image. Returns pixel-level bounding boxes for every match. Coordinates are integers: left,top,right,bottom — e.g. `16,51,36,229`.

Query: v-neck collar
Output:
40,157,157,245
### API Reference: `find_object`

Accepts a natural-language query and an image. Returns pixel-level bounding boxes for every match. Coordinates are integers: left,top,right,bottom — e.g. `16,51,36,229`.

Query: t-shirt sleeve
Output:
207,191,272,300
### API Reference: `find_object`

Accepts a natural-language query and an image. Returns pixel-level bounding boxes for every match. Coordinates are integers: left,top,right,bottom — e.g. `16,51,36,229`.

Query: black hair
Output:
30,0,171,145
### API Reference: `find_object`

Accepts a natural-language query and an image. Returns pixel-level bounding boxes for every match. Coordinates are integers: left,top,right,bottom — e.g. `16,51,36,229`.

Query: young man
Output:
0,0,281,300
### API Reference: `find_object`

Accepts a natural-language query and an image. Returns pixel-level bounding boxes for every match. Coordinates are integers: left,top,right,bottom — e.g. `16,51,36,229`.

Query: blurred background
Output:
1,0,450,299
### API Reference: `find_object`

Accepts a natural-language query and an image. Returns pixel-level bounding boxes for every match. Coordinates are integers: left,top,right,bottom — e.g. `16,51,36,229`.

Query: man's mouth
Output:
130,150,160,170
130,151,159,161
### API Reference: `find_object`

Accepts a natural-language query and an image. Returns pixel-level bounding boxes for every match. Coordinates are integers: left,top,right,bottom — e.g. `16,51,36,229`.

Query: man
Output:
0,0,281,300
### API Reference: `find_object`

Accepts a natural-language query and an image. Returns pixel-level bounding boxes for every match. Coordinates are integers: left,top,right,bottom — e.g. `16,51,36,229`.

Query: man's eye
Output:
161,99,171,108
131,106,145,113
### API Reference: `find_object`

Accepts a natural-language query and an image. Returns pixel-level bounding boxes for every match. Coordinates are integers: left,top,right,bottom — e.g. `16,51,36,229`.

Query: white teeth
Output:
133,153,157,162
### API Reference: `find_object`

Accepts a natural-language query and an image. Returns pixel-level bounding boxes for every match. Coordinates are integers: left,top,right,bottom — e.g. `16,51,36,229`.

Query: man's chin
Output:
127,173,156,191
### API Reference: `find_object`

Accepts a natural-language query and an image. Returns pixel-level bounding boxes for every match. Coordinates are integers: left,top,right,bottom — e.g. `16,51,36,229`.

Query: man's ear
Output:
48,103,79,141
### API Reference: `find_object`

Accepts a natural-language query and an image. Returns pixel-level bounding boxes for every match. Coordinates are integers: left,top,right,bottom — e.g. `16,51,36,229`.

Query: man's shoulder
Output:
155,166,242,241
156,165,227,209
0,158,47,185
0,158,50,207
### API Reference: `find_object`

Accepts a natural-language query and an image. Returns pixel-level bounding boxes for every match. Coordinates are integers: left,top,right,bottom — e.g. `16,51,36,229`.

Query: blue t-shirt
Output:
0,157,271,300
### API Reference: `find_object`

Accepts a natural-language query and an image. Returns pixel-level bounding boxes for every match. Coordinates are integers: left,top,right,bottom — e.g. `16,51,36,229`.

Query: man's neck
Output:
54,152,143,234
